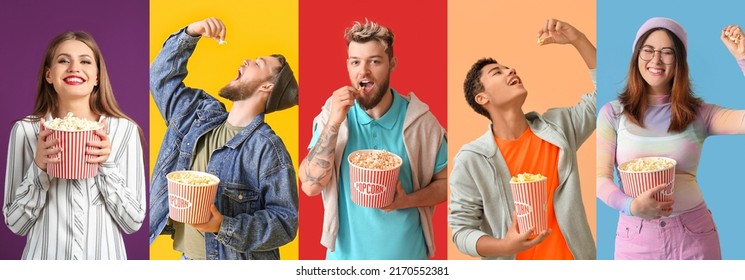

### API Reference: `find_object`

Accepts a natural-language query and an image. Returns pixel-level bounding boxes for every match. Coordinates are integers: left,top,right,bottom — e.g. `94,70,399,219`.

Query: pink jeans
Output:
614,202,721,260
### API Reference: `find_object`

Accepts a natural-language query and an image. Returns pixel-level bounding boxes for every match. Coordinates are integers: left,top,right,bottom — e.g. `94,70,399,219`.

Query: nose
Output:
650,51,663,64
67,61,80,72
509,68,517,75
362,62,372,74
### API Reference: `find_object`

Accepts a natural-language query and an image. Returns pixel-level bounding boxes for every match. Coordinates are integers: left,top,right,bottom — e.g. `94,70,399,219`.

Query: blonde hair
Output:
344,19,394,59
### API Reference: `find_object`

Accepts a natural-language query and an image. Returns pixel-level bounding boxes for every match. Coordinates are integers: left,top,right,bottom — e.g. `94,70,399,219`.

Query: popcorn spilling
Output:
511,173,547,183
46,112,101,130
349,150,401,170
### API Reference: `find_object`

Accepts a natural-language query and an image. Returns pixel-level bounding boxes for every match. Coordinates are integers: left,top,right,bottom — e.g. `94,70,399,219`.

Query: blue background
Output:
597,0,745,259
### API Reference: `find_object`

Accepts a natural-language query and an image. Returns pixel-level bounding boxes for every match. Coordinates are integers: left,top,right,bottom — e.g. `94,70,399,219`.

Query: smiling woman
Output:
596,17,745,260
2,31,146,260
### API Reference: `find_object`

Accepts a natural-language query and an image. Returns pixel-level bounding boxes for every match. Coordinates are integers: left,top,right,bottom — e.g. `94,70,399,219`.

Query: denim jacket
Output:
148,28,298,260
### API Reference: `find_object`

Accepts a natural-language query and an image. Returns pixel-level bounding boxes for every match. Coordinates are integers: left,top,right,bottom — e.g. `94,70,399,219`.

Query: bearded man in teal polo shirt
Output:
299,20,448,260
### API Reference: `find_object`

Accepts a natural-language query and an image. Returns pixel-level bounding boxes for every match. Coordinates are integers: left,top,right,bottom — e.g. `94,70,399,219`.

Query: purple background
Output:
0,1,149,259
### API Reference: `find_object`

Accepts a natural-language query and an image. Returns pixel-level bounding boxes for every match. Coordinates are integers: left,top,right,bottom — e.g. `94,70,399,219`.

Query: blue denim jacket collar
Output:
225,114,265,149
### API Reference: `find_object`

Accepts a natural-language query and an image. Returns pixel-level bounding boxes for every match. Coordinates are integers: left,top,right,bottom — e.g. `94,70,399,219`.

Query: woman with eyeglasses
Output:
596,17,745,259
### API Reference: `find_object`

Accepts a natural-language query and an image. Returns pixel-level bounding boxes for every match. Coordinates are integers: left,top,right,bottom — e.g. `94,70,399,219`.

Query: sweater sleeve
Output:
698,59,745,135
448,152,489,257
596,103,632,213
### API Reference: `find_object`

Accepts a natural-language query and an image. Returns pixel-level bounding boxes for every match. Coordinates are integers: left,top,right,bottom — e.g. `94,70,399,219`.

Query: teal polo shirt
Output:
309,89,447,259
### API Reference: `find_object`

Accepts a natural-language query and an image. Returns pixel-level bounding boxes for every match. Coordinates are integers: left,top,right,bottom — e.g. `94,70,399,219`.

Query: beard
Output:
356,74,391,110
218,80,259,101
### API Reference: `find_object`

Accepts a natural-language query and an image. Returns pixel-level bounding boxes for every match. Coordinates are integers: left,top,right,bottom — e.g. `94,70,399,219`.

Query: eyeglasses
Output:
639,47,675,65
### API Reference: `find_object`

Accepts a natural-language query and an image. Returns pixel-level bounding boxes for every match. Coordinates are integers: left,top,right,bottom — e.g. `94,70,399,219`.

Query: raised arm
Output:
701,25,745,135
149,17,225,123
538,19,597,148
537,18,596,69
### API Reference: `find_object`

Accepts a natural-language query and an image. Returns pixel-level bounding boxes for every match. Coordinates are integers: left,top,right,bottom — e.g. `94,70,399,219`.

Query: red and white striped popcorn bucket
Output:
509,178,548,237
166,171,220,224
618,157,677,202
44,125,102,179
348,150,402,208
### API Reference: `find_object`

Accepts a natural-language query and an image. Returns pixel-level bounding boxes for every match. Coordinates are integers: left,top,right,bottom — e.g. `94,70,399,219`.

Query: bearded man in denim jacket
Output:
148,17,299,260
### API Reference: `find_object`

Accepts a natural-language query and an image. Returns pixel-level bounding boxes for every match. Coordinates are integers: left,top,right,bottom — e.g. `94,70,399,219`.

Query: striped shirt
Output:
3,115,146,259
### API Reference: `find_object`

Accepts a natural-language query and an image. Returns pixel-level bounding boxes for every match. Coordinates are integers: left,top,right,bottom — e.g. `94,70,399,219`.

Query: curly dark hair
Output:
463,57,497,119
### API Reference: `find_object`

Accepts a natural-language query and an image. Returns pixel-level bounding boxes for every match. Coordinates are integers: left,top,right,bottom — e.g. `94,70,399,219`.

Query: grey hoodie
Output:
449,91,597,260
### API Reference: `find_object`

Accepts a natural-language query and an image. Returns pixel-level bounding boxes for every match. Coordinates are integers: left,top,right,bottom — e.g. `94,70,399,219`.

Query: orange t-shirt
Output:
495,128,574,260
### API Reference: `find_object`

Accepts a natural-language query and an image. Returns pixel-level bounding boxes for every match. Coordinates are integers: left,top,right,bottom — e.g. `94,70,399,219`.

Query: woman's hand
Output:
34,118,60,172
630,183,674,220
87,118,112,164
537,18,586,46
721,24,745,60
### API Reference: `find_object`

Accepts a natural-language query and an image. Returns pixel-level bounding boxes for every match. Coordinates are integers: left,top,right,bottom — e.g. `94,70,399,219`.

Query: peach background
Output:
447,0,596,259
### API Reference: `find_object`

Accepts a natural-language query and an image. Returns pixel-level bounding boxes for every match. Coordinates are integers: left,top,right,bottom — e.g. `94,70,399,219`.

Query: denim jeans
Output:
615,202,721,260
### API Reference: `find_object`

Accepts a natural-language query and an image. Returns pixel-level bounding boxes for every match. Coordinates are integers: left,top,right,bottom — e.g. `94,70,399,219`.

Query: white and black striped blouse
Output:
3,115,146,259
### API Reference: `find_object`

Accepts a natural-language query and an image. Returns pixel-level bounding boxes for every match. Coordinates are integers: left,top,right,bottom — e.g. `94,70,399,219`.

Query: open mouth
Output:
233,66,245,81
508,76,521,86
359,80,374,92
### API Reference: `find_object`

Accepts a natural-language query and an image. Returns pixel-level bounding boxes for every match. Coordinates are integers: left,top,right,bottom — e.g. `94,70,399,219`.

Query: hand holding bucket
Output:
509,174,548,237
618,157,677,202
166,171,220,224
43,117,103,179
630,183,675,220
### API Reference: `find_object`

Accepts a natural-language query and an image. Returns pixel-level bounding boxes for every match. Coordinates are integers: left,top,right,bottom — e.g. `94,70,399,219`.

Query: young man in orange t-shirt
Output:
449,19,596,259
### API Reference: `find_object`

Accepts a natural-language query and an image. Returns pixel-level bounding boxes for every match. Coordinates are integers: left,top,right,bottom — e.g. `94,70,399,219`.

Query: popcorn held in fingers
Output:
46,112,102,131
728,34,741,44
349,150,401,170
511,172,546,183
620,157,675,172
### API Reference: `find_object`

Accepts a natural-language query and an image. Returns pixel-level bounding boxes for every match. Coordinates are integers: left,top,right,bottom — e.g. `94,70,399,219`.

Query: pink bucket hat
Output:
633,17,687,51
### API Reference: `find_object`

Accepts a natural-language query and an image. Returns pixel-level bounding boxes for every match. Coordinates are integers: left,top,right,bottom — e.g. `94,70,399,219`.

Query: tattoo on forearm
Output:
304,123,339,185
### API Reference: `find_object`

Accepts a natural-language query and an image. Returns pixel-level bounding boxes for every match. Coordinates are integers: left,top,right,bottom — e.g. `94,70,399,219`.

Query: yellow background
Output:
149,0,299,260
447,0,596,259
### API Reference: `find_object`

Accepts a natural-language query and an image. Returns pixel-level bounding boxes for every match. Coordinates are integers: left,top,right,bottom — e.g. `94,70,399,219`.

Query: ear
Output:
259,82,275,95
475,92,489,106
390,56,397,71
45,68,52,84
